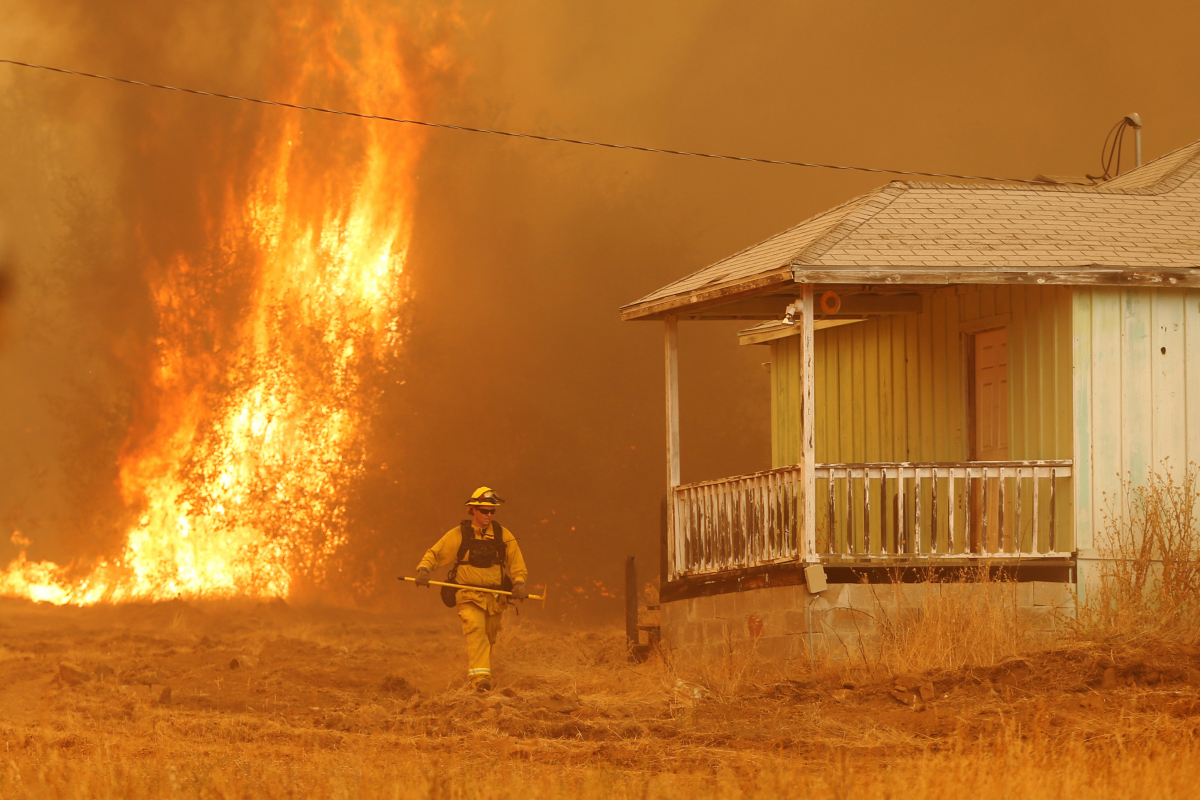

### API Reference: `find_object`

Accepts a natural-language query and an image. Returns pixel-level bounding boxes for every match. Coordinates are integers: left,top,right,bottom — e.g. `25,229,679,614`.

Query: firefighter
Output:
414,487,529,691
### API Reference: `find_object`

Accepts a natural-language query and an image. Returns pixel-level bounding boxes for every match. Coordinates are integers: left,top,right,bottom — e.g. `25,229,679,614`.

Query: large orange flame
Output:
1,4,455,604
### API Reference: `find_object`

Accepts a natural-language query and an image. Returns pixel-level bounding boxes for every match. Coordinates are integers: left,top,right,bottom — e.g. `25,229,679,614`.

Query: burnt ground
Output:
2,597,1199,771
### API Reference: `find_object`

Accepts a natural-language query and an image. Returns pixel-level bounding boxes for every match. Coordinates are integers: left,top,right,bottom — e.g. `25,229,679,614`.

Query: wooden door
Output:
975,328,1010,461
972,328,1009,550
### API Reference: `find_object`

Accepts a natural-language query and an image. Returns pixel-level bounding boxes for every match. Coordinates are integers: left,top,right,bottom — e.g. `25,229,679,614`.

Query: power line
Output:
1,57,1087,186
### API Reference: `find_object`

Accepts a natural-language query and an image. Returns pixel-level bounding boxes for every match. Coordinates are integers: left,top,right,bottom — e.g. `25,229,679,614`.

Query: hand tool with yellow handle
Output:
399,576,546,604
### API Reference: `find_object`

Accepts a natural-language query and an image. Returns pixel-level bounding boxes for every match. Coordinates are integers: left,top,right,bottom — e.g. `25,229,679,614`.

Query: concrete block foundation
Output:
660,580,1076,665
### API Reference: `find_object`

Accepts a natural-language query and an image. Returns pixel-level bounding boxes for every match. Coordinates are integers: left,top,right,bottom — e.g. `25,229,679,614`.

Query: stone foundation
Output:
660,581,1076,664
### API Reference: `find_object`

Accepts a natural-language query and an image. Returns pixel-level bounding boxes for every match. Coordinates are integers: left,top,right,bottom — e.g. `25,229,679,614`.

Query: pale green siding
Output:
1072,287,1200,553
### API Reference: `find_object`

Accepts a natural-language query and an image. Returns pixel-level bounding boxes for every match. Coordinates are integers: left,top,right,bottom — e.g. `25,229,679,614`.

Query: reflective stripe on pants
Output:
457,601,503,685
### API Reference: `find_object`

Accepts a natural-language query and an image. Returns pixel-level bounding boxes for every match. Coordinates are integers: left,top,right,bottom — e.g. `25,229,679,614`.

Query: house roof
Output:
622,139,1200,320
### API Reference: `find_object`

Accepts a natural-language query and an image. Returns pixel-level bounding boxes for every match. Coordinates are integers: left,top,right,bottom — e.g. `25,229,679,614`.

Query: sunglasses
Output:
475,507,498,515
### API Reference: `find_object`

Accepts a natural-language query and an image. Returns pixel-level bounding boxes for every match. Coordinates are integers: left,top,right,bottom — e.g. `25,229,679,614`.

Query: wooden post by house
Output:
625,555,639,647
664,316,680,578
800,285,817,561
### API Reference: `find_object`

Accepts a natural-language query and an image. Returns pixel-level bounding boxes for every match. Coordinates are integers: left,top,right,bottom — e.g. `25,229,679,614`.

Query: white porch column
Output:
664,316,680,577
800,285,817,561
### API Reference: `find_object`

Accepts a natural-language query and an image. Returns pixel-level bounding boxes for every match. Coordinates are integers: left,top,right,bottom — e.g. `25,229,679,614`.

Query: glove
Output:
510,581,529,601
414,568,430,588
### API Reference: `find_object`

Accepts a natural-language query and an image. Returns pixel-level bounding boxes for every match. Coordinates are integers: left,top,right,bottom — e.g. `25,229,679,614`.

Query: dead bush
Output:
864,567,1030,675
1076,464,1200,644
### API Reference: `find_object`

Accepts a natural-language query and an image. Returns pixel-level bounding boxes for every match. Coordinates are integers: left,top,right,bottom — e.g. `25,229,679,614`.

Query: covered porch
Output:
659,282,1075,582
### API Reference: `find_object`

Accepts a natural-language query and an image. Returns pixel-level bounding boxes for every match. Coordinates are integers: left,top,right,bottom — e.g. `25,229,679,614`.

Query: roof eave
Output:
621,266,1200,321
790,265,1200,287
619,270,795,321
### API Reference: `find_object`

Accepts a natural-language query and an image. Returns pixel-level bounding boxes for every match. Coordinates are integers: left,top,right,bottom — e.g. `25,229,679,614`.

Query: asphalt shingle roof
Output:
622,139,1200,319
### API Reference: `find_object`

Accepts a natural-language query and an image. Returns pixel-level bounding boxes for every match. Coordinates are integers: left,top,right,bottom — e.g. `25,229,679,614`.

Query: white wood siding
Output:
1072,287,1200,551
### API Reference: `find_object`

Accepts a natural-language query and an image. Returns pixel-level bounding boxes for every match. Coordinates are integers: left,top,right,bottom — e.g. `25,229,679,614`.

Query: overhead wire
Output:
0,57,1091,186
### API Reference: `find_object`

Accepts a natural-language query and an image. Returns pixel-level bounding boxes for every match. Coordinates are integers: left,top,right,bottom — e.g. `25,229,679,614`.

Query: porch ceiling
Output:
621,138,1200,321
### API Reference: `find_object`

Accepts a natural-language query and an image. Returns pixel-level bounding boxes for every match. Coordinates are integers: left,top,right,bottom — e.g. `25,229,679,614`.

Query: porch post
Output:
664,316,681,578
800,285,817,561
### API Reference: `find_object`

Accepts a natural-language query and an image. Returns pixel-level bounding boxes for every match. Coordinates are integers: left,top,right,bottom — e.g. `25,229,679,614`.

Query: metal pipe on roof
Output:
1125,113,1143,167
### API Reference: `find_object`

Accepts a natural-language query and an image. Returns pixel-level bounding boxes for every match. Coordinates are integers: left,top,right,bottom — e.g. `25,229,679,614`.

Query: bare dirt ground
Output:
2,596,1200,797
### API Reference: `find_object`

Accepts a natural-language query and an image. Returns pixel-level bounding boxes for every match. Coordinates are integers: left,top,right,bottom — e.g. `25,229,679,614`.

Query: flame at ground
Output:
1,4,455,605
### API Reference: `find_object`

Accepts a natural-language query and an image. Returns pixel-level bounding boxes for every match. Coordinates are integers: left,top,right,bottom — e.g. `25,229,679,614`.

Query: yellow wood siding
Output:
769,335,804,468
775,285,1073,465
771,285,1074,554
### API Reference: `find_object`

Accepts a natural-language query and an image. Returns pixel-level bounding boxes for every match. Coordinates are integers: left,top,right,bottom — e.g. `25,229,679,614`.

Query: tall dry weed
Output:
667,637,771,700
860,568,1030,675
1076,464,1200,644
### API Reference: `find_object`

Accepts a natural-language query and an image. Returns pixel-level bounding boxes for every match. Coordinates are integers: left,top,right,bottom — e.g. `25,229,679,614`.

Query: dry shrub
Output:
667,637,770,701
862,568,1030,675
1076,464,1200,644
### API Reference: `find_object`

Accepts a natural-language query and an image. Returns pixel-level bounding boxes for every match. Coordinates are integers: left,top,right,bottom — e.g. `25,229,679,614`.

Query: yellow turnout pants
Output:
457,601,503,685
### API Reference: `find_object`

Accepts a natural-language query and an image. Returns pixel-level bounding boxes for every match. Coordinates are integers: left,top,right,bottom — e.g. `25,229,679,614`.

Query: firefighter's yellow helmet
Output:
466,487,504,508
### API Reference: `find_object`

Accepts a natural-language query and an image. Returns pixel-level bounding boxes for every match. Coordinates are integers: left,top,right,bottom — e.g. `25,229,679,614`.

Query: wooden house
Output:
621,140,1200,659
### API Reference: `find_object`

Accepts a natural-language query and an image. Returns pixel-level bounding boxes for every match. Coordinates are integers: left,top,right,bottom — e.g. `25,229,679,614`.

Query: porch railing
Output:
670,460,1073,579
814,461,1073,560
671,465,804,579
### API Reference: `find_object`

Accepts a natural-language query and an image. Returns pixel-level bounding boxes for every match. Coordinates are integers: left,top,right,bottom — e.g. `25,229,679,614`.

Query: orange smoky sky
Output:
1,1,1199,616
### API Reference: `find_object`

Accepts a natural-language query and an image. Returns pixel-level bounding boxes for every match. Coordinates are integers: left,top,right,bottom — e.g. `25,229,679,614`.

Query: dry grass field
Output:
1,588,1199,800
